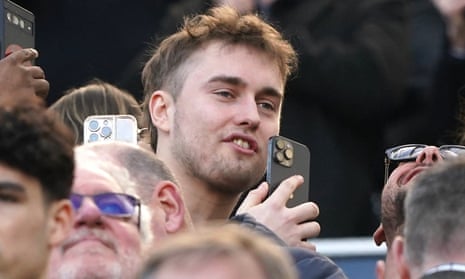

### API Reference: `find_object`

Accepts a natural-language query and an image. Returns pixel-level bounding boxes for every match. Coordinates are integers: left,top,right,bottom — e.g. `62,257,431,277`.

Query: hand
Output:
0,46,49,99
431,0,465,49
237,175,321,250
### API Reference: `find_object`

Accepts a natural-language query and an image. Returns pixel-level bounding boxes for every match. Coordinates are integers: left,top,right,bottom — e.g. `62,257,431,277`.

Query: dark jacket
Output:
232,214,348,279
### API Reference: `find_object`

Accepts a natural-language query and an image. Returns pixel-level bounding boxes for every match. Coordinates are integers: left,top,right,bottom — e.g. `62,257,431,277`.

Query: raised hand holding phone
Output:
236,136,319,250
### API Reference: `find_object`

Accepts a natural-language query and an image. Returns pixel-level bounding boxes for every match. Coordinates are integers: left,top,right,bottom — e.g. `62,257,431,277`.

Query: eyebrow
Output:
0,182,25,193
207,75,283,99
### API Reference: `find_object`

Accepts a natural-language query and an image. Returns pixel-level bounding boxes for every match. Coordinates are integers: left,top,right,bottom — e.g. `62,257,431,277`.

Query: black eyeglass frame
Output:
384,144,465,184
70,192,141,229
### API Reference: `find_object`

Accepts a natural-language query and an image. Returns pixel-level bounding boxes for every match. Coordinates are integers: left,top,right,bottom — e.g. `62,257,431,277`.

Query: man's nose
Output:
416,146,443,165
237,97,260,128
74,198,104,228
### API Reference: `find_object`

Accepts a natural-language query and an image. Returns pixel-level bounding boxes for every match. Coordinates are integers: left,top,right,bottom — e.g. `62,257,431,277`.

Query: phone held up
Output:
0,0,34,57
266,135,310,208
83,114,138,144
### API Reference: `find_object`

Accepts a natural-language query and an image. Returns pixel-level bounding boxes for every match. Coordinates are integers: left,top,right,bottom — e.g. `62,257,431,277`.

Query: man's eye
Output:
0,193,19,203
258,101,276,111
214,90,234,98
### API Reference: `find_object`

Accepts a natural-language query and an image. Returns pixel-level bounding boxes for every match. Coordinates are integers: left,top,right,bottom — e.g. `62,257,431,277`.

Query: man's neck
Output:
159,150,241,225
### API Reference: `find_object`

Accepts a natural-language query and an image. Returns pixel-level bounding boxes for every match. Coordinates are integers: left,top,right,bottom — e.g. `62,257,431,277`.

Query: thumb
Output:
236,182,269,214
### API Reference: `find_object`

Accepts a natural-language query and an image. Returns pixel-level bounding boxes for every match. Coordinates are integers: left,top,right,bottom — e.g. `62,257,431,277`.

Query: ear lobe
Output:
374,224,386,246
47,200,74,247
149,90,173,134
153,181,186,234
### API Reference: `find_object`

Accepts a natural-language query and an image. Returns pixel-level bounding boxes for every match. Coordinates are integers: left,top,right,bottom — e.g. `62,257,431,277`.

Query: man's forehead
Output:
73,165,122,194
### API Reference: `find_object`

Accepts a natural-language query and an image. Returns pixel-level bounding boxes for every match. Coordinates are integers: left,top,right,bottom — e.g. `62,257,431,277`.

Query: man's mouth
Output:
233,138,251,149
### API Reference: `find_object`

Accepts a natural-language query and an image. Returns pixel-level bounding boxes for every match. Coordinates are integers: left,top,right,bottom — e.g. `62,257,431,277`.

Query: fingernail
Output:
28,48,39,58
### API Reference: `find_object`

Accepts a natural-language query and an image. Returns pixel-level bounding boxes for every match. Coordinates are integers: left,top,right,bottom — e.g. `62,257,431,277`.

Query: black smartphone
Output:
266,135,310,207
0,0,34,56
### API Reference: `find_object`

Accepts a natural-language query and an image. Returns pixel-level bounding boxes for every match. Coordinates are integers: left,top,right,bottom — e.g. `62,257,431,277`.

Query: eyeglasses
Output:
70,192,141,228
384,144,465,183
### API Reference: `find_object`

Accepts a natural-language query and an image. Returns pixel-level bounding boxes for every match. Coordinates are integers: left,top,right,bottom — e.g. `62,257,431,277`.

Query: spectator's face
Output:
48,165,142,279
0,163,62,279
163,42,284,193
385,146,443,189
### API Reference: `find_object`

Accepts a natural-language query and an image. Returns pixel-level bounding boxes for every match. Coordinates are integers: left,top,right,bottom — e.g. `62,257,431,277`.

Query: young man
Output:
0,97,74,279
373,144,465,279
142,6,346,279
142,4,319,250
392,157,465,278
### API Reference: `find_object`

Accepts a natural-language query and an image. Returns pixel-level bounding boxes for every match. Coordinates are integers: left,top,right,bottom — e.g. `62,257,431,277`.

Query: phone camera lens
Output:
89,133,99,143
88,120,99,132
101,126,112,138
276,139,285,150
284,148,293,160
275,151,285,162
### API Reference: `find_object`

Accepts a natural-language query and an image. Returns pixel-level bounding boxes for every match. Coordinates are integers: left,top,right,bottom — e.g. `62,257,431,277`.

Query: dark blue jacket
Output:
232,214,348,279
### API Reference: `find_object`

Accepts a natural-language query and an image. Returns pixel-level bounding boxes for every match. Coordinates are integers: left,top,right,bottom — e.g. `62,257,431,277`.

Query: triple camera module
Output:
273,138,294,167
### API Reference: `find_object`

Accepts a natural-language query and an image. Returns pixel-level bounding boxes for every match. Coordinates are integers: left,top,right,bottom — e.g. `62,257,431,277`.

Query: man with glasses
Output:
77,141,194,244
0,97,74,279
373,144,465,279
48,141,193,279
47,147,146,279
390,157,465,279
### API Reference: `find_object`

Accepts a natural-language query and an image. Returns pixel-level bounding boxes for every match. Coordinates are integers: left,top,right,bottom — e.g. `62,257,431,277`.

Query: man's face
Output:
168,42,284,193
48,165,142,279
0,163,55,279
378,146,444,279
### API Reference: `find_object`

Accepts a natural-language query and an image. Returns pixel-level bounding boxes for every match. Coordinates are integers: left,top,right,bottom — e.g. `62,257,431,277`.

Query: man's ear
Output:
374,224,386,246
47,199,73,247
149,90,174,134
152,181,187,234
392,236,410,279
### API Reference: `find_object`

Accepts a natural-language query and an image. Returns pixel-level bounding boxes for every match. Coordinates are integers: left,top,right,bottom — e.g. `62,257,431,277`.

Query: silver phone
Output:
83,114,138,144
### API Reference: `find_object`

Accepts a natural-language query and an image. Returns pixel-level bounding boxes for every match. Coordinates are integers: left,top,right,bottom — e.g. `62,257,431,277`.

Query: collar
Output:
424,263,465,276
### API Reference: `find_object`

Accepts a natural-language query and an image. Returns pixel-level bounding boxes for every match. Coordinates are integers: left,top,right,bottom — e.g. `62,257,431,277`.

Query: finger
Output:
29,66,46,79
296,220,321,240
267,175,303,205
290,201,320,224
32,79,50,100
4,44,22,56
298,241,317,252
236,182,268,213
4,48,38,65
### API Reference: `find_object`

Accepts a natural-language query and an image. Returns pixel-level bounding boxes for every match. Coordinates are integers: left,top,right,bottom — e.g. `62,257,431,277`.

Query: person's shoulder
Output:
287,247,348,279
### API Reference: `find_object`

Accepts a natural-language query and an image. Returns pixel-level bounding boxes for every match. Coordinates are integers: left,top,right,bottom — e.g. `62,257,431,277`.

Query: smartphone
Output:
83,114,138,144
266,135,310,207
0,0,34,56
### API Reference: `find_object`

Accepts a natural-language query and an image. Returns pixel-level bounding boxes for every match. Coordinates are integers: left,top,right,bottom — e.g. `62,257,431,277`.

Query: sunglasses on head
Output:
384,144,465,184
70,192,141,228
